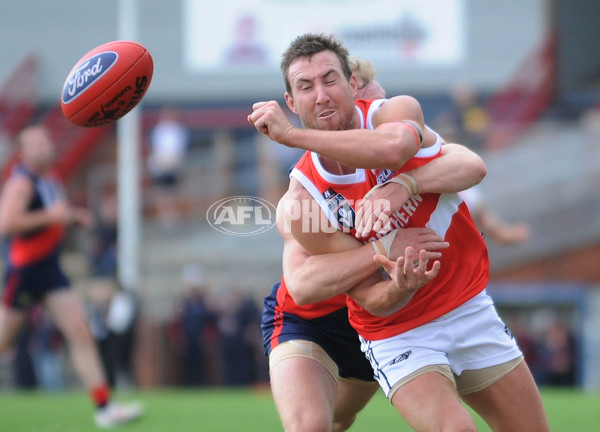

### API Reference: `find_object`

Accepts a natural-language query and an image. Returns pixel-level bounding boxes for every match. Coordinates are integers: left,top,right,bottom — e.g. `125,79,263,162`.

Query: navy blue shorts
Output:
2,252,70,310
261,281,375,382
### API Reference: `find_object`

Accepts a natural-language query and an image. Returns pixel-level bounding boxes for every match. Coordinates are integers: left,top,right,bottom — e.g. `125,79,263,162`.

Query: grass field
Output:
1,386,599,431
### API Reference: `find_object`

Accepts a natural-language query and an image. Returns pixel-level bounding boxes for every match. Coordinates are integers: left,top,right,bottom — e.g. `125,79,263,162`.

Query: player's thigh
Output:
44,289,92,342
391,371,477,431
333,378,379,425
461,361,549,432
0,304,26,352
270,354,337,431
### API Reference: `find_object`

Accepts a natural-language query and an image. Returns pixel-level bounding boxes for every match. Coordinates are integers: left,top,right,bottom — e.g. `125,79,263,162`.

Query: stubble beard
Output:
301,105,356,132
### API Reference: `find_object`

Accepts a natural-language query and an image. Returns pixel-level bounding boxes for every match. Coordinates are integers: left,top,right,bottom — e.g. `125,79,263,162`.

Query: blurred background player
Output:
147,106,190,229
0,125,142,428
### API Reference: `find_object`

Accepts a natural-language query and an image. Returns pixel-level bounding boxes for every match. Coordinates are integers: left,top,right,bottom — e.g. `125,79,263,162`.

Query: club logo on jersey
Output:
62,51,118,104
324,188,355,233
376,169,395,184
206,196,276,236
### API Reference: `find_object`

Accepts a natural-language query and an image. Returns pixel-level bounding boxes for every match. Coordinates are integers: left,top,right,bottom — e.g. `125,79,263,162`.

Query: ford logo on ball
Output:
61,51,118,104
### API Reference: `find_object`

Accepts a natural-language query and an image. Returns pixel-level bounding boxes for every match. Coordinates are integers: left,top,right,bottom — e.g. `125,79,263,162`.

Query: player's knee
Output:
332,414,357,432
440,416,478,432
61,319,94,345
0,328,17,354
282,412,332,432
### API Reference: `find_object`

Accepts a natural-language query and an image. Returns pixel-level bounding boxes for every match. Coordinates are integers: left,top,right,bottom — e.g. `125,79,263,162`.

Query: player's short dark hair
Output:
280,33,352,94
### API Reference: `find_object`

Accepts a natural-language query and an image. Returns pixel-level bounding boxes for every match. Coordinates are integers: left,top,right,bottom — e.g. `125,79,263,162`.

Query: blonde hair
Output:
349,57,377,86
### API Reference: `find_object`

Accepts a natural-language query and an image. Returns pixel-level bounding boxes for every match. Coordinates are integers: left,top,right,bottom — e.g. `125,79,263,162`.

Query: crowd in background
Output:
8,290,576,391
9,263,270,390
166,265,267,387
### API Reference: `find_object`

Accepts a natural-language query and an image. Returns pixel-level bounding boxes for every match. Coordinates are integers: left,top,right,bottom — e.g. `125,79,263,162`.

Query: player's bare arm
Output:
249,96,426,170
281,218,447,306
0,176,91,236
414,143,487,192
347,247,441,317
0,176,67,235
281,180,448,305
355,142,487,237
285,203,443,315
278,184,373,304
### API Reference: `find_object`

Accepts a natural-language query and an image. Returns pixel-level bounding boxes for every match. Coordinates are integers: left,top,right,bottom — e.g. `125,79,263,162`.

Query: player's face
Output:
20,127,56,171
285,51,358,132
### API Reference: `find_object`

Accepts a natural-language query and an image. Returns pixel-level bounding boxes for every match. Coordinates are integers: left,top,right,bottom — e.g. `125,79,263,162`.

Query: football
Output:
60,40,153,127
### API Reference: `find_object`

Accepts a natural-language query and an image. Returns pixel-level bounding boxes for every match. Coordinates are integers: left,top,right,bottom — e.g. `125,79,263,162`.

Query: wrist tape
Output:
371,229,398,257
372,230,397,280
364,172,419,200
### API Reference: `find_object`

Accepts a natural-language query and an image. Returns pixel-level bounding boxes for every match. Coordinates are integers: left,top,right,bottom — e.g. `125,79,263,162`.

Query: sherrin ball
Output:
60,40,153,127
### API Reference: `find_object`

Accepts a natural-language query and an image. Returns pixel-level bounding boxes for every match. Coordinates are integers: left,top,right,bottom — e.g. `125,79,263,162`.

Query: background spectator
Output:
435,82,490,152
147,107,190,229
29,306,67,391
87,192,118,278
168,264,217,386
537,319,577,386
459,186,531,246
216,287,262,387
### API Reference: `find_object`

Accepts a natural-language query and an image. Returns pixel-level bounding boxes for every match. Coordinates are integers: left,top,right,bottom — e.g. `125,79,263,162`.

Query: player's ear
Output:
350,74,358,96
284,92,297,114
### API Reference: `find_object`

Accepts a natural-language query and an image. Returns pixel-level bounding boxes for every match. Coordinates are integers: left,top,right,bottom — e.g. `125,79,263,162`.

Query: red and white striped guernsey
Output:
291,99,490,340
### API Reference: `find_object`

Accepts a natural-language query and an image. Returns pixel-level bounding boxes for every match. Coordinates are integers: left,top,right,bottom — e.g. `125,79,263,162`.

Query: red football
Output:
60,40,153,127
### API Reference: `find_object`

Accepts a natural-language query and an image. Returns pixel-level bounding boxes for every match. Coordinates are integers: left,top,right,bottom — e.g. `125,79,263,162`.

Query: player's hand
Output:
374,247,441,294
355,182,410,238
48,201,92,227
387,227,448,261
47,201,71,224
248,101,295,144
70,207,92,227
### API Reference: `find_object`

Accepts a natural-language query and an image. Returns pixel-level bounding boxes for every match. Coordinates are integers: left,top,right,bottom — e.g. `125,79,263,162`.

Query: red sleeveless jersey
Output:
6,165,65,267
284,100,489,338
349,99,489,340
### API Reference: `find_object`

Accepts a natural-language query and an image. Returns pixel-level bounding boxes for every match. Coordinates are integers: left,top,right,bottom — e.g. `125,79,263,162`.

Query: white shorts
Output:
360,290,523,398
